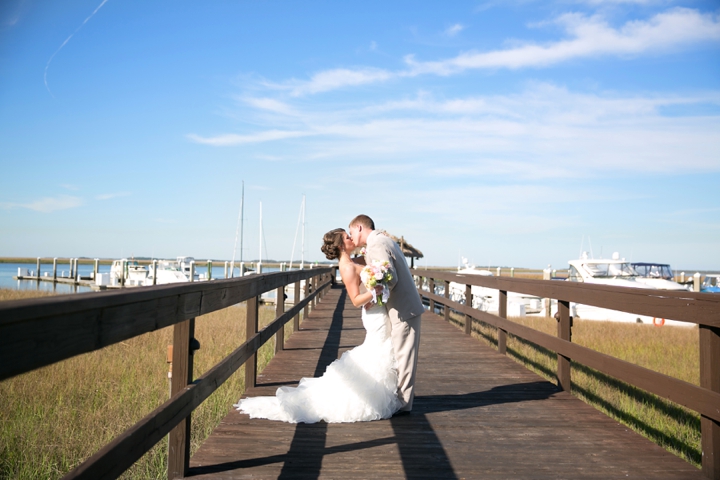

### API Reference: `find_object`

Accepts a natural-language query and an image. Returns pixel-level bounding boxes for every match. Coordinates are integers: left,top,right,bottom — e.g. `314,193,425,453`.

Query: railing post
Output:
498,290,507,354
464,284,472,335
312,273,318,308
168,317,195,479
293,280,301,331
700,325,720,478
444,280,450,322
557,300,572,392
275,284,285,354
245,295,259,389
303,276,310,321
428,278,435,313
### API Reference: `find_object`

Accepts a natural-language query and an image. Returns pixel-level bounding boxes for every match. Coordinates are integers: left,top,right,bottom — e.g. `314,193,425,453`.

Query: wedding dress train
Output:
235,304,402,423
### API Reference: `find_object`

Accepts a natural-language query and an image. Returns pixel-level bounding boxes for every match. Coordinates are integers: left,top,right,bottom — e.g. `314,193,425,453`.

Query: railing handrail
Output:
411,268,720,327
0,268,333,382
411,268,720,478
1,267,335,479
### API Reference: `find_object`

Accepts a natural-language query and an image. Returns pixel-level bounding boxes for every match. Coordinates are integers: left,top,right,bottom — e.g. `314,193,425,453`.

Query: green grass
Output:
445,310,701,468
1,287,703,476
0,288,295,479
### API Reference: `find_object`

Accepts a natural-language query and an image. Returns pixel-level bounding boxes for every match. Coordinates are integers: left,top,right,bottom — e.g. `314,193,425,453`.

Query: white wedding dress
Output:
235,304,402,423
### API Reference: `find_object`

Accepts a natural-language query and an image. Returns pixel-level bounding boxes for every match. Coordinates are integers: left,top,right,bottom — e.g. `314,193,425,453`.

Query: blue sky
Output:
1,1,719,270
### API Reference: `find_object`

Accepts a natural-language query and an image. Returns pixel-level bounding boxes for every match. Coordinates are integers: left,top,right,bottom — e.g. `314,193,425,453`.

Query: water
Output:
0,262,111,294
0,262,283,295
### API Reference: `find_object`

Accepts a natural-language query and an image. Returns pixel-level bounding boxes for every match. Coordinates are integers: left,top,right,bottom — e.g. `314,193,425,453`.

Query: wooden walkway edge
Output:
188,285,703,479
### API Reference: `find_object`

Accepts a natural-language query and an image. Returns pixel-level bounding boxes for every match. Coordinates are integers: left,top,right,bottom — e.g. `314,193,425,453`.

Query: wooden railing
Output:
411,268,720,479
0,267,335,480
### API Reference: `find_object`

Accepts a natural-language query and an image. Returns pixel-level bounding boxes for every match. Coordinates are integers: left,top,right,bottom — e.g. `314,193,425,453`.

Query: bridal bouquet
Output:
360,260,393,306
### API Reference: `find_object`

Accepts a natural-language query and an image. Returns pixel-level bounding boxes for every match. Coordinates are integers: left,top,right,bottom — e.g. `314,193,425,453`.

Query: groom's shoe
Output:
393,409,412,417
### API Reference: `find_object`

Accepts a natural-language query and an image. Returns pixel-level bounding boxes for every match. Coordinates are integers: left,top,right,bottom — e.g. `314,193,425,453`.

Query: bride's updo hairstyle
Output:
321,228,346,260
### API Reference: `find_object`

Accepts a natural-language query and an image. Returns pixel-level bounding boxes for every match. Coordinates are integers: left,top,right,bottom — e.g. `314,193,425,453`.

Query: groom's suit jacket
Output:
366,230,425,322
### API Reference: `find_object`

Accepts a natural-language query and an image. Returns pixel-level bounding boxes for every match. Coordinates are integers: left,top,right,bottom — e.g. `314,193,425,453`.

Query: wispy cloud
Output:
280,68,395,96
60,183,79,191
95,192,131,200
445,24,465,36
187,130,315,146
1,195,83,213
276,8,720,95
44,0,110,96
239,97,298,116
190,83,720,175
406,8,720,75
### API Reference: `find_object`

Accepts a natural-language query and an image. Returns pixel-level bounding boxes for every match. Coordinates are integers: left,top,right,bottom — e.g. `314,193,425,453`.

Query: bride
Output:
234,228,402,423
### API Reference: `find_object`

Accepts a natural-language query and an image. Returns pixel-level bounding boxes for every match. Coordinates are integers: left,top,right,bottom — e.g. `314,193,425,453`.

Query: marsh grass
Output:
446,309,701,468
0,289,288,479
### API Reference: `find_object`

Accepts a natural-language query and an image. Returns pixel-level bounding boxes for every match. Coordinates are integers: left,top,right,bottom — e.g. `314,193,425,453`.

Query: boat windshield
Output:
583,262,637,278
703,276,719,288
632,264,673,280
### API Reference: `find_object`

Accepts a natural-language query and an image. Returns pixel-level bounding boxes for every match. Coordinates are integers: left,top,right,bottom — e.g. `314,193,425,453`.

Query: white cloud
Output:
276,8,720,95
191,84,720,175
277,68,395,96
96,192,131,200
445,24,465,36
240,97,298,115
187,129,315,146
407,8,720,75
1,195,83,213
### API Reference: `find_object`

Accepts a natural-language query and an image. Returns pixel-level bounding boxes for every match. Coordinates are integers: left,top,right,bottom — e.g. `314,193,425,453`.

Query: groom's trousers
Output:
390,313,422,411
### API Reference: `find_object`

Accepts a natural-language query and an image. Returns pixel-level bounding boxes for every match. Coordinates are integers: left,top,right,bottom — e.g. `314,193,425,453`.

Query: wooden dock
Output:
188,285,702,479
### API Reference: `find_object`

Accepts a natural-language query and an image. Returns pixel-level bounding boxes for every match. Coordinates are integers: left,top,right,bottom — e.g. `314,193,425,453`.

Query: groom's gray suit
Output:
365,230,424,411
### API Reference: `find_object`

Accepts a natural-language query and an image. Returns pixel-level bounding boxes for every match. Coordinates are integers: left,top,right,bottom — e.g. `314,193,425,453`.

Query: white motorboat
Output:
148,260,190,284
446,258,542,317
110,259,149,286
109,257,200,286
566,252,690,326
629,263,689,291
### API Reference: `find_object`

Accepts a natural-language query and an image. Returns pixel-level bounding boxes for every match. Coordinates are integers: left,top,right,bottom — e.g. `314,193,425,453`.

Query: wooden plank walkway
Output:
188,285,703,479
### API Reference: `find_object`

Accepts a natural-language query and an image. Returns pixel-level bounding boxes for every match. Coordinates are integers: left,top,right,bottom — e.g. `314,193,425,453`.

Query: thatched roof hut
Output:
388,234,423,268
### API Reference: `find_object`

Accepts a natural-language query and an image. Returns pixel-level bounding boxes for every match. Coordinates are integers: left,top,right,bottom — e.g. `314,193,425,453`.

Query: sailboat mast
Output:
300,195,305,269
230,181,244,278
258,201,263,266
239,181,244,265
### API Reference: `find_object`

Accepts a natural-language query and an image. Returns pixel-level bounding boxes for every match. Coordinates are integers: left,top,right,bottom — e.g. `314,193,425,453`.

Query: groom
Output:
349,214,424,413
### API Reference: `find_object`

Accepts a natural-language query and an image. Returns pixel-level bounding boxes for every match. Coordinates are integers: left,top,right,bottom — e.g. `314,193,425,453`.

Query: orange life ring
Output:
653,317,665,327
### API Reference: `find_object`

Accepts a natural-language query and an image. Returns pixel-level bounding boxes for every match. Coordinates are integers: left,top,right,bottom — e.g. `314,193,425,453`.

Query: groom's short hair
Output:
349,214,375,230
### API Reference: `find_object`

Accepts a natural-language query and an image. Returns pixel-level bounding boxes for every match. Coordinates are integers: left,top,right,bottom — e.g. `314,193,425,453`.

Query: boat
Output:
446,258,542,316
108,257,200,287
702,274,720,293
629,262,688,291
109,259,149,286
566,252,691,326
148,260,191,284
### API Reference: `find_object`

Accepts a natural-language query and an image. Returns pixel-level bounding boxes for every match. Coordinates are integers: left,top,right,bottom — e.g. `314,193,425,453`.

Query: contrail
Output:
44,0,110,97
